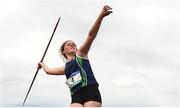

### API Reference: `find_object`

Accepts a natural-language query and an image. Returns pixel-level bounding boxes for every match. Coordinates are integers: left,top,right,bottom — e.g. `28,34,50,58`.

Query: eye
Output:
66,43,71,46
66,42,76,47
72,44,76,46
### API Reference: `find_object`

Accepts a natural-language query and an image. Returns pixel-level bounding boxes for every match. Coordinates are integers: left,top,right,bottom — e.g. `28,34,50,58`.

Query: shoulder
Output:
76,54,89,60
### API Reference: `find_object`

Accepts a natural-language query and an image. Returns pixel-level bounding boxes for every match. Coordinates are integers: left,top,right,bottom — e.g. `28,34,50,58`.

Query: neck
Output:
66,54,75,61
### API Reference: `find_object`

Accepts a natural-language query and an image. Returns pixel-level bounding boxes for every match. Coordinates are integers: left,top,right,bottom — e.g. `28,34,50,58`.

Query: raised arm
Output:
77,5,112,58
38,62,65,75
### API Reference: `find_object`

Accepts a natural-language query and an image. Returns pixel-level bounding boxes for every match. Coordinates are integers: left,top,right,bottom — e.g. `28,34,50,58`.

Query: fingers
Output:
107,11,113,15
101,5,113,17
37,62,42,69
103,5,112,11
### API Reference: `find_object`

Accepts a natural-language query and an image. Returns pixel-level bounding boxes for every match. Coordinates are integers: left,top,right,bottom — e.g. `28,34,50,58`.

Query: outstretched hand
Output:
100,5,112,17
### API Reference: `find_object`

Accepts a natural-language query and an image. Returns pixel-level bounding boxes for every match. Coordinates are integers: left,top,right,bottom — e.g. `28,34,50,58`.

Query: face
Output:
63,40,77,56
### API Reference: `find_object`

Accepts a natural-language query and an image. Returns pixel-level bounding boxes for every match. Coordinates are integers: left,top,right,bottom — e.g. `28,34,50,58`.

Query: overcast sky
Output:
0,0,180,107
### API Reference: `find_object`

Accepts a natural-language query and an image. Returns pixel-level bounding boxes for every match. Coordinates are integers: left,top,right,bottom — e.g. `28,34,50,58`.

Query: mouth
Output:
70,47,76,50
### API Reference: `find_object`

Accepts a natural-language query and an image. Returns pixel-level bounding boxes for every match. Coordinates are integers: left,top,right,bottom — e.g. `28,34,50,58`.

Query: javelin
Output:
22,17,61,106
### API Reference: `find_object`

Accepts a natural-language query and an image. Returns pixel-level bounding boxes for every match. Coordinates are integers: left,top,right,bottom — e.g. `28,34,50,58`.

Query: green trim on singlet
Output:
76,56,88,87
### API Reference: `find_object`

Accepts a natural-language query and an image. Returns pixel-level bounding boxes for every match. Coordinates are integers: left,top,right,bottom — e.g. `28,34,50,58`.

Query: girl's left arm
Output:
77,5,112,58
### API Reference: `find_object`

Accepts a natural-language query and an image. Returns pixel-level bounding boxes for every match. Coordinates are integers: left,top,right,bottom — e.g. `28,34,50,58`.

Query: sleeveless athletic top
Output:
65,56,98,94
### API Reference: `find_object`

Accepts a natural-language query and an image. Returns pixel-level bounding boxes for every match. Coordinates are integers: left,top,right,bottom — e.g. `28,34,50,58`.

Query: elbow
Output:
88,30,98,39
88,31,92,36
88,33,96,41
88,31,95,37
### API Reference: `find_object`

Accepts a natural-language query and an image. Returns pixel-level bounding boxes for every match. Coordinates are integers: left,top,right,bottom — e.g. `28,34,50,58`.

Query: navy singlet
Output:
65,55,98,94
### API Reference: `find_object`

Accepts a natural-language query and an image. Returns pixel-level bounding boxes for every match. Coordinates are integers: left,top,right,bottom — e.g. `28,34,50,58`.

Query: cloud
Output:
0,0,179,107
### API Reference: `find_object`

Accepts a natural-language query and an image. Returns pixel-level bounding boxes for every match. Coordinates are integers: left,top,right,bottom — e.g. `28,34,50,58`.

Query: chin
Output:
71,49,77,52
69,50,76,55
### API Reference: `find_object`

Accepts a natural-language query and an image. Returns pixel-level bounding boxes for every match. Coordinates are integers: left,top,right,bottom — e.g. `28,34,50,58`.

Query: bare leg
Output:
70,103,83,107
84,101,102,107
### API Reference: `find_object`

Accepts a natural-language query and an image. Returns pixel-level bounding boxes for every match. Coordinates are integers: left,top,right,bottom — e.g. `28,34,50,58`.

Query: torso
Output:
65,56,98,94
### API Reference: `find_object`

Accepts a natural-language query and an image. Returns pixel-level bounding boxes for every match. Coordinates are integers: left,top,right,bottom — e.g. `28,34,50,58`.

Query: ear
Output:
63,50,66,54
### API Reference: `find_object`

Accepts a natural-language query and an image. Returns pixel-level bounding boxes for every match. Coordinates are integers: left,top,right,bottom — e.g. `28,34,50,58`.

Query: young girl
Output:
38,5,112,107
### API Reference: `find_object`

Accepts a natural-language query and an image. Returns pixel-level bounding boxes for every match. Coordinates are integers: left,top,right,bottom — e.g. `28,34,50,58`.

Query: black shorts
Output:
71,84,102,104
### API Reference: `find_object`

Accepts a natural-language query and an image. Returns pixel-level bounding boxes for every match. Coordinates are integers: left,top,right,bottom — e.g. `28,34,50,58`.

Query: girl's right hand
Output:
38,62,43,69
